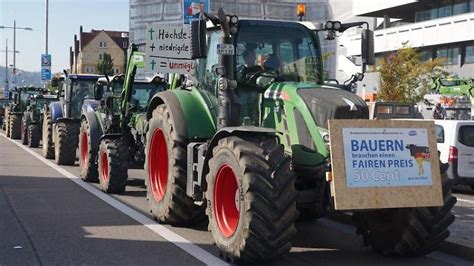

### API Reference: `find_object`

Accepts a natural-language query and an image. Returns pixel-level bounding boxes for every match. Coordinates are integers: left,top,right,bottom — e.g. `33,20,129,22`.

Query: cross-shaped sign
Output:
150,43,156,52
150,59,156,71
148,28,155,40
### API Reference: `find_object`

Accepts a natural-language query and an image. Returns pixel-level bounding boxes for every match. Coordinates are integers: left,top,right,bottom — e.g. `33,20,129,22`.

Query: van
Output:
435,120,474,188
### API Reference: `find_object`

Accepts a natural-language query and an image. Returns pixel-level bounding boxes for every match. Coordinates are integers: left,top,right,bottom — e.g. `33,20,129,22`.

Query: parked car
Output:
435,120,474,188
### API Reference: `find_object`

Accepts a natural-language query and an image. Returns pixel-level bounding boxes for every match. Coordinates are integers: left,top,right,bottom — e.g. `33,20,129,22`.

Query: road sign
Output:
145,25,195,75
183,0,209,24
41,54,52,81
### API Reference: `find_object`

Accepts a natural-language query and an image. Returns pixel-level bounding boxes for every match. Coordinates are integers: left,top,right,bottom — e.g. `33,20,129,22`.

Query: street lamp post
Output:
0,39,20,97
0,20,33,76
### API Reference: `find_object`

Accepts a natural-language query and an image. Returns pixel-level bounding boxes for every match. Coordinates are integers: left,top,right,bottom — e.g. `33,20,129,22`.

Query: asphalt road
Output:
1,133,472,265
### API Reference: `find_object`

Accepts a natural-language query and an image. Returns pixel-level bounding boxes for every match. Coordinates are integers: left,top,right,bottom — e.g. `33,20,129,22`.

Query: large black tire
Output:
54,122,79,165
353,166,456,256
21,115,29,145
42,111,55,159
145,104,204,224
98,138,128,194
79,119,99,182
297,178,329,221
9,114,22,139
28,124,41,148
205,136,298,262
4,107,10,136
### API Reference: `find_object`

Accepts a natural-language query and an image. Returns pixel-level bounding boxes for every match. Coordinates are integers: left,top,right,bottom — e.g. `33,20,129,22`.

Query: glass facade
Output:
415,0,474,22
466,45,474,63
436,47,459,65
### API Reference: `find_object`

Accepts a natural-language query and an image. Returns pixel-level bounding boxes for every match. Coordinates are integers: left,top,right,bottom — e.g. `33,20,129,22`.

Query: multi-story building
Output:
70,26,129,74
342,0,474,92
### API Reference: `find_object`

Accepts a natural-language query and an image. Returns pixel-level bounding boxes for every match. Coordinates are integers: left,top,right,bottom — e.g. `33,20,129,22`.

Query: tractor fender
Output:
50,101,64,123
81,111,104,152
199,126,276,191
82,99,100,115
147,90,215,139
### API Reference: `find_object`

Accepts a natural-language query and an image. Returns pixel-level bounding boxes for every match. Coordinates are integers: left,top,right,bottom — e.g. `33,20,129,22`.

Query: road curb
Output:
328,212,474,262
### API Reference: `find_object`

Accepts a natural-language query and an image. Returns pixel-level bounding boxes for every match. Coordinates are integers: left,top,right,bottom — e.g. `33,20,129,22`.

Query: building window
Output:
99,54,102,60
419,50,432,62
436,47,459,65
115,68,119,74
99,41,107,48
123,42,128,49
466,45,474,63
453,0,468,15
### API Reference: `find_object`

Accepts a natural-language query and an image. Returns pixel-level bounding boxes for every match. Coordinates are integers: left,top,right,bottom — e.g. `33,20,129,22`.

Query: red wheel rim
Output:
214,164,239,238
80,132,88,167
101,151,109,183
148,128,168,202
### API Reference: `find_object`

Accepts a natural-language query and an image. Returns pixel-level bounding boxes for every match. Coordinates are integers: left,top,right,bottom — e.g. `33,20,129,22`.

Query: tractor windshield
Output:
440,79,464,87
131,83,162,111
235,21,322,85
70,79,97,117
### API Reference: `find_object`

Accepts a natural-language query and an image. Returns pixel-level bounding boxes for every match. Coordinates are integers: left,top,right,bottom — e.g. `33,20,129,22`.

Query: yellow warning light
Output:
297,3,306,17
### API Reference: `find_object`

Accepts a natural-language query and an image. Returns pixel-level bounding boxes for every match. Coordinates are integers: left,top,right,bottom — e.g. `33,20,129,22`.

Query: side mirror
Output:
190,19,207,59
361,29,374,66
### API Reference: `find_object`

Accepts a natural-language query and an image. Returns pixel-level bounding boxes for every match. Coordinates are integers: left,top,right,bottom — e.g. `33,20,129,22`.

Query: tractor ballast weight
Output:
144,8,454,263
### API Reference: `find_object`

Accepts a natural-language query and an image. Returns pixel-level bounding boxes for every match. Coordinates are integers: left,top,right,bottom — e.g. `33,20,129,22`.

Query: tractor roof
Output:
68,74,103,80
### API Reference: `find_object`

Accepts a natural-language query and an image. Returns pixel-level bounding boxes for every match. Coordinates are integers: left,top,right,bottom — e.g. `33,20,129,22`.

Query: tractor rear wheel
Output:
98,138,128,194
297,179,329,221
9,114,22,139
4,107,10,136
21,115,29,145
42,111,55,159
28,124,40,148
206,136,298,262
353,165,456,256
79,119,99,182
145,104,204,224
54,121,78,165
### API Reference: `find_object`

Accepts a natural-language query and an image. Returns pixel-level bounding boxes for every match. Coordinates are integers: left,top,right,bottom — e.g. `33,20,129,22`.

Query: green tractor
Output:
143,9,455,262
5,87,43,139
79,45,166,193
43,73,102,164
21,94,59,147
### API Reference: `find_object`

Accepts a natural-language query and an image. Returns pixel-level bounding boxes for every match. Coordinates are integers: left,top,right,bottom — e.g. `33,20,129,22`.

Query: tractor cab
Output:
60,74,102,118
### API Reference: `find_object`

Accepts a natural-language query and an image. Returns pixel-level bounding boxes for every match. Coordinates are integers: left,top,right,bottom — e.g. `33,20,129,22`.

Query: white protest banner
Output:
146,57,196,75
145,25,191,60
342,127,432,187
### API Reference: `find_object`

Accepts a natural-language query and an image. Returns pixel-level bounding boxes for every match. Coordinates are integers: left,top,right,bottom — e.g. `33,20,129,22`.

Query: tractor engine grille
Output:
297,87,368,129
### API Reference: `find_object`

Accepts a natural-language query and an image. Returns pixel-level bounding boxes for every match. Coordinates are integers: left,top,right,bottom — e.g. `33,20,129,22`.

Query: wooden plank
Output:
328,119,443,210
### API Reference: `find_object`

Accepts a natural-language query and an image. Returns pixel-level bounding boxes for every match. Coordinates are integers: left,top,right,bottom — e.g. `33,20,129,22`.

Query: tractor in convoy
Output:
4,87,43,139
422,77,474,120
141,9,455,262
42,73,102,165
79,44,166,193
21,94,59,147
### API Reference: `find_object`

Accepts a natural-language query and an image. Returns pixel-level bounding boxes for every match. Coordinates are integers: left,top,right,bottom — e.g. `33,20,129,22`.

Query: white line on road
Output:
456,198,474,205
1,134,227,266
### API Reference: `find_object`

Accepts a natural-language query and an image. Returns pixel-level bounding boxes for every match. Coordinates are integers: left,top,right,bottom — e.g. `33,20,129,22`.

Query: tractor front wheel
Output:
206,136,298,262
28,124,41,148
54,122,79,165
79,119,99,182
353,166,456,256
42,111,55,159
4,107,10,137
98,138,128,194
145,104,204,224
9,114,22,139
21,115,29,145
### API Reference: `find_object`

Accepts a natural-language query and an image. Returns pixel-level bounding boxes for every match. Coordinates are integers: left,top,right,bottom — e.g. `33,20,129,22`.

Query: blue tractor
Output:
42,72,102,165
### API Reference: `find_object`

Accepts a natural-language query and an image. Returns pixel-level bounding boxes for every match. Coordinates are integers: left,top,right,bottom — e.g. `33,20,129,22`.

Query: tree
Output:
378,44,448,104
96,53,114,76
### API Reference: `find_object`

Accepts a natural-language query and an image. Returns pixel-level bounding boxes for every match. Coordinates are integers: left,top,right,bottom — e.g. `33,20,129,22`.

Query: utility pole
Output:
13,20,16,74
45,0,49,54
4,40,8,93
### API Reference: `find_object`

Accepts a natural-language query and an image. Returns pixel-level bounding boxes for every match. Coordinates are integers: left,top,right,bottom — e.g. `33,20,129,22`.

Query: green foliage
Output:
379,44,448,104
96,53,114,76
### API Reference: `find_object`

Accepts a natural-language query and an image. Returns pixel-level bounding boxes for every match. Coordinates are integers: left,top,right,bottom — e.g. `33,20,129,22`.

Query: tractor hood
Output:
264,82,369,129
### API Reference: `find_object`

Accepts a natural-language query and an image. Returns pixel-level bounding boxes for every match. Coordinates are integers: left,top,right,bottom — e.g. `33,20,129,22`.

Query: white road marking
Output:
456,198,474,205
1,134,227,266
